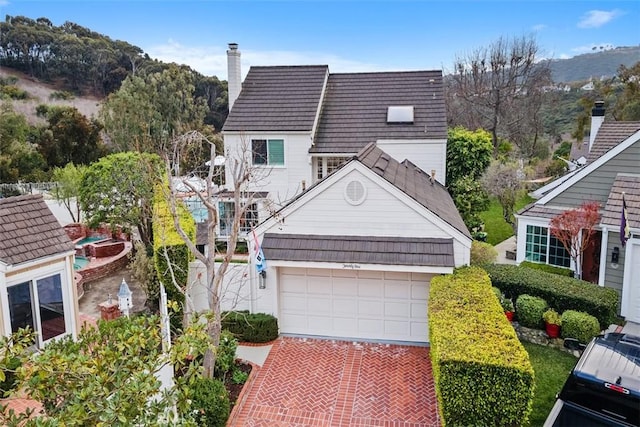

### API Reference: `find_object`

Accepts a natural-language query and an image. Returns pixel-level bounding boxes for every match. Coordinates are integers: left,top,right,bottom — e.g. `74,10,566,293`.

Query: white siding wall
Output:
377,139,447,185
187,261,252,313
224,132,314,206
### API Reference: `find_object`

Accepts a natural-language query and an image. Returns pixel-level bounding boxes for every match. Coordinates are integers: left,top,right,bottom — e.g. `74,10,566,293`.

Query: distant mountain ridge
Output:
545,45,640,83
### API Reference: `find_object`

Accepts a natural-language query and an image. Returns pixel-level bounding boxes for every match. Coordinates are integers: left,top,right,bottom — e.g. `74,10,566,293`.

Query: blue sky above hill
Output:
2,1,638,79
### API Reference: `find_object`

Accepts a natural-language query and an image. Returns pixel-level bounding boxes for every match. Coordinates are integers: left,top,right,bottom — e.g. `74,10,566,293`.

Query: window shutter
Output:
268,139,284,165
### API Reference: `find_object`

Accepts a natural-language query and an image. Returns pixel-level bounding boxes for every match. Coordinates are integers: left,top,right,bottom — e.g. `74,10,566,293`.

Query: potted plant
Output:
543,309,562,338
502,297,515,321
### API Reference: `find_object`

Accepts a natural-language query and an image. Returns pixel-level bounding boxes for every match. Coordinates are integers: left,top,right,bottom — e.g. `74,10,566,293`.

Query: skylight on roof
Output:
387,106,414,124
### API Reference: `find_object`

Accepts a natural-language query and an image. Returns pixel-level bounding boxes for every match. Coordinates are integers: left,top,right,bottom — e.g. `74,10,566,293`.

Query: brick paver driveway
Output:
229,337,440,426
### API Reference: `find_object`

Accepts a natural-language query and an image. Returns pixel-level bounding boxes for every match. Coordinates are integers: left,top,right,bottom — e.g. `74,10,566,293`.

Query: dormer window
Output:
387,106,414,124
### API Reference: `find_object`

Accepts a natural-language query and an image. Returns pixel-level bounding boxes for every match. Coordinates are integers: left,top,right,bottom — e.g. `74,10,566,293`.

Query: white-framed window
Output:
525,225,570,268
315,157,346,180
218,201,258,236
251,139,284,166
7,273,66,346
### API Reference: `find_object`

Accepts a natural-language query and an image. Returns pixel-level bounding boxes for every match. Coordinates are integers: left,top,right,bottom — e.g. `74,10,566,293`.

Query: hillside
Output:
0,66,102,125
546,45,640,83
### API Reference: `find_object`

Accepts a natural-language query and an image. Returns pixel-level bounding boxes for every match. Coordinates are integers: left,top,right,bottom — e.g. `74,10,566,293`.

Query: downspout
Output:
598,227,608,286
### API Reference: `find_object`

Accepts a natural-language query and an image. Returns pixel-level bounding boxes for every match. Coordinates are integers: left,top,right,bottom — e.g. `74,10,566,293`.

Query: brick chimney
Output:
227,43,241,111
589,100,605,152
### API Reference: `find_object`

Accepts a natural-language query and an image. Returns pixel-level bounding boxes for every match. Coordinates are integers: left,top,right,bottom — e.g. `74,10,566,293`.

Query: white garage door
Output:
279,267,432,343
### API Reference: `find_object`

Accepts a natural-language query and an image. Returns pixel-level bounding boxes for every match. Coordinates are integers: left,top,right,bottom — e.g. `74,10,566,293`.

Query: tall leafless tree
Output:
448,35,552,156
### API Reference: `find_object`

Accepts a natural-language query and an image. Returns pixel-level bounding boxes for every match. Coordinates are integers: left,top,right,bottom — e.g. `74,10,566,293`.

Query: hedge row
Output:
483,264,618,328
519,261,573,277
429,267,534,426
222,311,279,343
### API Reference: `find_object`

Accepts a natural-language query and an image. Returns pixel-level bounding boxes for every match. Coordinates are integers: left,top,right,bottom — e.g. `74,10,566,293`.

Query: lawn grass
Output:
480,193,535,245
522,341,578,427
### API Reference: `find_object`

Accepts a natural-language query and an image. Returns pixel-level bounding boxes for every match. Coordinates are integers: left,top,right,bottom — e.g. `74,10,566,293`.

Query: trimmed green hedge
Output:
429,267,534,426
189,377,230,427
520,261,573,277
484,264,618,328
222,311,279,343
561,310,601,344
515,295,548,329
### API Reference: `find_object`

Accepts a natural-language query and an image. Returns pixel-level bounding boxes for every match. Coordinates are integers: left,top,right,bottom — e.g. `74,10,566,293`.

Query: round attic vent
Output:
344,180,366,205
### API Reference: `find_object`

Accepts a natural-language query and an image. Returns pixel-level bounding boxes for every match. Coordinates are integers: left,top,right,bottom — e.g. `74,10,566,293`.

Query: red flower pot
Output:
545,323,561,338
505,311,514,321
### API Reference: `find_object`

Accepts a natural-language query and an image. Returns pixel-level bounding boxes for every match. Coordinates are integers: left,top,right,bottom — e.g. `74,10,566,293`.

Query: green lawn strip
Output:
480,193,534,245
522,341,577,427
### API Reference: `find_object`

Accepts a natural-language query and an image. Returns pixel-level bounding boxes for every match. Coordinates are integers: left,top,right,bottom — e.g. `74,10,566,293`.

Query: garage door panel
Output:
411,302,428,318
385,301,410,317
411,321,428,337
358,318,383,334
308,278,331,294
411,284,429,299
358,281,383,298
385,283,410,298
384,320,409,336
281,294,306,311
334,298,357,316
333,278,357,295
308,297,331,313
359,300,383,316
279,268,432,342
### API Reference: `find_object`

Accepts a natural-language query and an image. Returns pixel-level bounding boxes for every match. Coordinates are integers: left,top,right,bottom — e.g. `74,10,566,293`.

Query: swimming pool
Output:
74,256,90,270
75,236,109,246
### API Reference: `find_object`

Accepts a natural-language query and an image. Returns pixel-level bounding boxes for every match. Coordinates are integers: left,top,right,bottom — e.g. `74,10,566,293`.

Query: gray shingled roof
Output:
262,233,454,267
312,71,447,154
357,143,470,238
0,194,74,265
601,174,640,230
587,122,640,163
223,65,328,132
517,203,568,219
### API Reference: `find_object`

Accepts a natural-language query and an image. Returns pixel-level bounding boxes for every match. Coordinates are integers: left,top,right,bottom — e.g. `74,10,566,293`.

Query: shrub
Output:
222,311,279,343
516,295,548,329
471,240,498,265
214,330,238,380
49,90,75,100
520,261,573,277
483,264,618,328
153,186,196,330
542,309,562,326
429,267,534,426
0,85,28,99
561,310,601,344
189,377,230,427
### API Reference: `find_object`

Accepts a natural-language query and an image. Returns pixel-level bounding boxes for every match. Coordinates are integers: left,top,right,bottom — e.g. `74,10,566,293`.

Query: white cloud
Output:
532,24,546,32
145,41,385,79
577,9,621,29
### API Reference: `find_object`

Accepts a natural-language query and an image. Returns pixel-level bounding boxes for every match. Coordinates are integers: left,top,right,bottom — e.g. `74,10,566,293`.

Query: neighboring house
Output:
515,102,640,321
0,194,80,347
205,44,469,344
220,44,448,238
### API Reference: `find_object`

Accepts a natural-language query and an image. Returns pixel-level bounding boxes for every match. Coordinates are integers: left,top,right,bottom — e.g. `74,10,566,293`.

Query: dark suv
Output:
544,333,640,427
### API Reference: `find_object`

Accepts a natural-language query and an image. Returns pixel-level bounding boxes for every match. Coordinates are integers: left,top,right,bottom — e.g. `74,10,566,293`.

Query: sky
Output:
1,0,638,80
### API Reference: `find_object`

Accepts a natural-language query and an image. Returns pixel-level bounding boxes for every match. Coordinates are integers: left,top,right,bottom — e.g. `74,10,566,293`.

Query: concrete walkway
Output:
621,321,640,335
494,235,517,265
236,343,273,367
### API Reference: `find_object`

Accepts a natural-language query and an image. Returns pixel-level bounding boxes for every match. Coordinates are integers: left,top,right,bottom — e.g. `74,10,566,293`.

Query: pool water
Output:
75,236,108,246
74,256,90,270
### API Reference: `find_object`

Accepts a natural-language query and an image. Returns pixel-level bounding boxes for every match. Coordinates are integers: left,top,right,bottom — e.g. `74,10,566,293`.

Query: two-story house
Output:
208,44,470,343
515,102,640,322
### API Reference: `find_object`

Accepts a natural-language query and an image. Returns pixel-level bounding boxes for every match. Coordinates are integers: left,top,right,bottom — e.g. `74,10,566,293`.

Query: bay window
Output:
525,225,570,268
